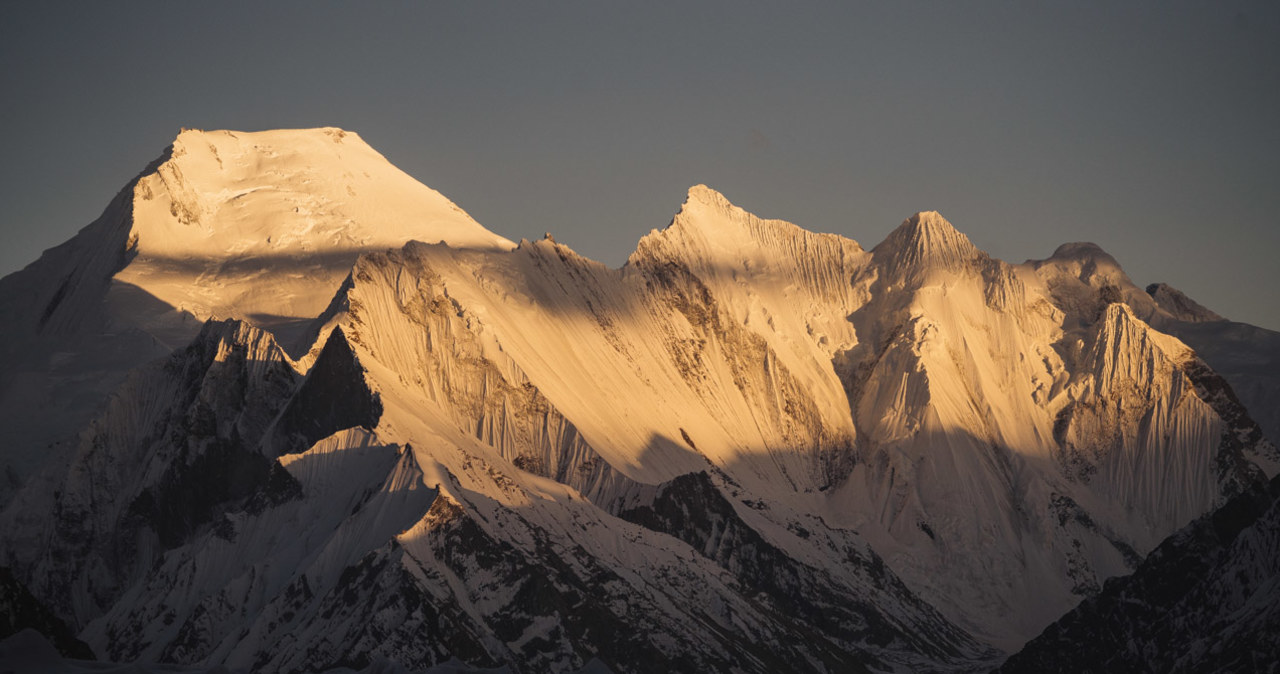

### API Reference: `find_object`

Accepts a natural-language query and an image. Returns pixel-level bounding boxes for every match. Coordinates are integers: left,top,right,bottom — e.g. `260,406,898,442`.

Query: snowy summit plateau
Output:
1,128,1279,673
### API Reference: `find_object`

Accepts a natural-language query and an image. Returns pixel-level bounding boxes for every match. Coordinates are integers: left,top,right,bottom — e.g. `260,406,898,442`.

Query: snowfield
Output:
1,128,1277,673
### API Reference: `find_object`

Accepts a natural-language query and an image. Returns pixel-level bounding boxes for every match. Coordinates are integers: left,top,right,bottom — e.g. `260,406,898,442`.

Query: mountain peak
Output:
1146,283,1224,323
1048,241,1119,266
872,210,979,275
95,127,513,349
683,184,733,208
172,125,365,147
1036,241,1133,290
657,184,748,240
129,126,512,256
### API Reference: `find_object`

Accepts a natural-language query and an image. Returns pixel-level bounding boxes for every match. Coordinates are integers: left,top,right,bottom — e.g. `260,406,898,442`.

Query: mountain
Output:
999,473,1280,672
1,128,1276,672
0,128,508,505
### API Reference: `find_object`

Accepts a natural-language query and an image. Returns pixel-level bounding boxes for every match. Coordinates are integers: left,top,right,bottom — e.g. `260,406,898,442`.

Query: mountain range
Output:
1,128,1277,672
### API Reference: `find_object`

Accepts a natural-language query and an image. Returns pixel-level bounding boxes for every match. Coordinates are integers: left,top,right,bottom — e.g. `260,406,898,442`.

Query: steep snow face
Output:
293,193,1274,649
3,132,1277,670
629,185,868,449
816,223,1277,647
1056,305,1229,526
824,219,1153,646
308,188,868,497
871,211,982,283
1028,242,1280,465
0,128,512,504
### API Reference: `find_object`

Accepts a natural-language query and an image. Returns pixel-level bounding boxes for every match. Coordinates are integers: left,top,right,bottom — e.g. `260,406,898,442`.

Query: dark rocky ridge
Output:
1000,474,1280,673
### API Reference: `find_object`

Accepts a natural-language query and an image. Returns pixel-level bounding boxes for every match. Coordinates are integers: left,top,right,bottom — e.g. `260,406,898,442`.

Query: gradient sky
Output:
3,2,1277,329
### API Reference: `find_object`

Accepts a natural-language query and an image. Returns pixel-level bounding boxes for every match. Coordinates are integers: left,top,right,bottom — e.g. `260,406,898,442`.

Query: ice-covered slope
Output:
2,130,1276,670
0,128,511,504
1027,243,1280,464
293,188,1274,648
818,216,1272,647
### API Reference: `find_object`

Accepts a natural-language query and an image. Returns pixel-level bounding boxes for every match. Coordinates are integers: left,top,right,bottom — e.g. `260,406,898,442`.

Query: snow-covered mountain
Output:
1,128,1276,672
0,128,508,506
999,472,1280,672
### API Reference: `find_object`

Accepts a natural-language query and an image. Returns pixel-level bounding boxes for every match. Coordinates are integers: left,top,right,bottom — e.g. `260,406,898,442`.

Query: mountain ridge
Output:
1,127,1277,672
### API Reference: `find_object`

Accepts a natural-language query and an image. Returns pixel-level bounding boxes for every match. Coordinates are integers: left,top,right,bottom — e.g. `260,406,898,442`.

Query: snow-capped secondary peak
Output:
660,184,750,238
636,184,789,259
1030,240,1164,327
680,183,736,209
1042,241,1128,276
1048,241,1112,259
871,210,980,278
1146,282,1224,323
628,184,866,302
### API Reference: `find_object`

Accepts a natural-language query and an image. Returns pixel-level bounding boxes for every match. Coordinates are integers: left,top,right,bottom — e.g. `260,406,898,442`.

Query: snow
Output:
121,128,513,349
1,127,1275,670
0,127,513,506
296,185,1272,649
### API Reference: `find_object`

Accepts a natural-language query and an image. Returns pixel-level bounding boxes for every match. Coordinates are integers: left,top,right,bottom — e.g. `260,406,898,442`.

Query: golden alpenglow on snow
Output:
1,129,1279,673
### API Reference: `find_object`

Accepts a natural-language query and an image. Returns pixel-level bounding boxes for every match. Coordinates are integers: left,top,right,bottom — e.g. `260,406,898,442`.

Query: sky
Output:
2,1,1278,329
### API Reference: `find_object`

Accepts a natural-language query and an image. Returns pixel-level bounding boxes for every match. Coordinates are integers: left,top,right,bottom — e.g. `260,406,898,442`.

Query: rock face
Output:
0,128,1276,672
0,568,94,660
999,474,1280,673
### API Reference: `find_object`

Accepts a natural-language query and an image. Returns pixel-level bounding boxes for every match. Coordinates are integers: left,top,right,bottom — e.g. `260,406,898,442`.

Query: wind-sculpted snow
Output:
1032,241,1280,461
1055,304,1225,526
1,128,1277,671
871,211,982,283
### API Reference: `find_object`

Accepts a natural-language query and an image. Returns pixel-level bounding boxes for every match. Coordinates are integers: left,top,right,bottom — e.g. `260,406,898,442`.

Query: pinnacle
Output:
682,184,734,209
658,184,743,237
872,210,979,271
900,210,965,240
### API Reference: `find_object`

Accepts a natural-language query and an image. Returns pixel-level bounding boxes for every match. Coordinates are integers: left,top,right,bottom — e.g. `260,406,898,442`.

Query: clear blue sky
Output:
3,1,1277,329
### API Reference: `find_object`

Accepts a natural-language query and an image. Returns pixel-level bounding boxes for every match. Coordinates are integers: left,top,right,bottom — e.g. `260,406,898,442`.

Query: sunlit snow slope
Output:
1,128,1276,672
0,128,510,504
